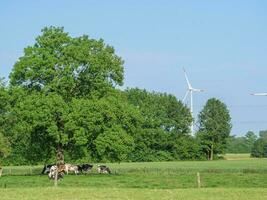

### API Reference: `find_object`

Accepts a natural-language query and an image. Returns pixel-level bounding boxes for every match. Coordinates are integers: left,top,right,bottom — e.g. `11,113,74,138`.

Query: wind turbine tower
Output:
182,68,204,134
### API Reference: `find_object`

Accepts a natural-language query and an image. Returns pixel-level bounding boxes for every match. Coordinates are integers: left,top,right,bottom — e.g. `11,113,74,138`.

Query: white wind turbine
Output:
251,93,267,96
182,68,204,134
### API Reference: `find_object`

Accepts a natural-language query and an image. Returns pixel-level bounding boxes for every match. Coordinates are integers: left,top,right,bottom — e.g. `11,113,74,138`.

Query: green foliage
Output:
246,131,258,150
170,134,205,160
251,130,267,158
125,88,192,133
259,130,267,140
226,136,249,153
0,132,10,160
197,98,232,160
130,128,173,161
125,88,202,161
0,79,9,115
226,131,257,153
65,94,141,162
0,80,11,164
6,26,126,164
251,139,266,158
10,26,124,99
5,93,68,163
2,26,225,164
94,125,134,162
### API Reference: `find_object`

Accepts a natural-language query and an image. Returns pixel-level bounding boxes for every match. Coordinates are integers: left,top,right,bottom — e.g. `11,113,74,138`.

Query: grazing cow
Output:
97,165,111,174
41,164,55,174
78,164,93,173
64,163,79,175
48,165,64,180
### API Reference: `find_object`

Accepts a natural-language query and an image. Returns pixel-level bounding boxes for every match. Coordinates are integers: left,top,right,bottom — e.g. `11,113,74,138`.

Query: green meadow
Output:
2,188,267,200
1,156,267,199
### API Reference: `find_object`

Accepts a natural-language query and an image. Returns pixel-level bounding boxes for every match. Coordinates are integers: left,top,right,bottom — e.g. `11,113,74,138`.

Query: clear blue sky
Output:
1,0,267,136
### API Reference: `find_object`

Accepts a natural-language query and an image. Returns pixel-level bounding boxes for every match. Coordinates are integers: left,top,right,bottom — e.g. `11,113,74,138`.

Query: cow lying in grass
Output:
41,164,55,174
64,163,94,174
64,164,79,175
42,163,94,177
97,165,111,174
48,165,65,180
42,163,79,175
78,164,93,174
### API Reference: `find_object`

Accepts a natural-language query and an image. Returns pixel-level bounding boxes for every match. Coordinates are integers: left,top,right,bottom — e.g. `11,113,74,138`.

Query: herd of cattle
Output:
41,163,111,180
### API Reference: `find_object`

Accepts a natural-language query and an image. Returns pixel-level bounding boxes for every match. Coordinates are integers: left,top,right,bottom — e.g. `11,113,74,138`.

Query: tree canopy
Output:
251,130,267,158
10,26,124,100
197,98,232,160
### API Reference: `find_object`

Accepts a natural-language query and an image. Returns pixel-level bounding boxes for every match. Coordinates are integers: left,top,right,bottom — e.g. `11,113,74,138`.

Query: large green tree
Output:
10,26,124,100
197,98,232,160
245,131,257,151
8,26,125,164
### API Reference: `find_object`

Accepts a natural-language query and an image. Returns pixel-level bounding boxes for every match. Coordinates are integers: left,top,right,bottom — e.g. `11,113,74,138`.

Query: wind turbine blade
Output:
251,93,267,96
183,90,189,102
193,88,204,92
183,68,192,89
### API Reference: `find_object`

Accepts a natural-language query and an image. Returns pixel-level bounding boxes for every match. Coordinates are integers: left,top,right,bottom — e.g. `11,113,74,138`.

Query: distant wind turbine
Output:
182,68,204,134
251,93,267,96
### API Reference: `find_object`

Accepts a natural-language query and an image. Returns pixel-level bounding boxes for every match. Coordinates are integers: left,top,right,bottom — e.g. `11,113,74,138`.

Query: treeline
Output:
226,130,267,158
226,131,257,153
0,27,232,165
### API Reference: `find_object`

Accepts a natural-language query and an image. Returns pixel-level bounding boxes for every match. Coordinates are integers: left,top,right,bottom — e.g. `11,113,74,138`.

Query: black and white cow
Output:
48,165,64,180
78,164,93,173
64,163,79,175
97,165,111,174
41,164,55,174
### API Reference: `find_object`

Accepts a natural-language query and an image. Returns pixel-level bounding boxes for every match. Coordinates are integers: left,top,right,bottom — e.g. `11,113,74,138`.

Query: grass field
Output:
223,153,252,160
2,188,267,200
1,156,267,199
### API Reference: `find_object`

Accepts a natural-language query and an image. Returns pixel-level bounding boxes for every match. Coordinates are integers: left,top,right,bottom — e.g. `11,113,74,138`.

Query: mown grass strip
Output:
1,188,267,200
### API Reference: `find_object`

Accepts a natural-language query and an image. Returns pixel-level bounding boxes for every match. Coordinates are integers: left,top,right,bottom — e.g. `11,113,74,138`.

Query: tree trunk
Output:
56,145,64,165
210,143,214,161
54,145,64,186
